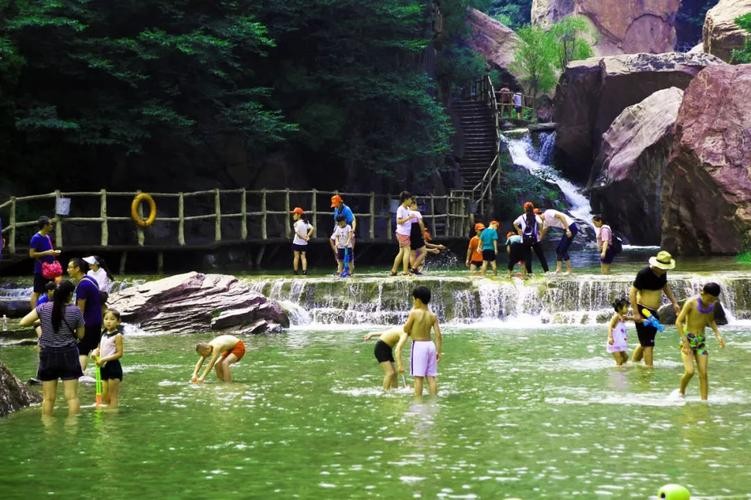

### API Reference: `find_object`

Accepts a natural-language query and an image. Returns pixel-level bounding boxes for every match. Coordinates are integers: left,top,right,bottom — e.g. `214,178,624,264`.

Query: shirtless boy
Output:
363,327,408,391
191,334,246,383
676,283,726,400
394,286,442,397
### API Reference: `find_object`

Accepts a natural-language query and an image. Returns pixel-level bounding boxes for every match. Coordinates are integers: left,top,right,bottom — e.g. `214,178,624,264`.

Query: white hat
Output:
82,256,98,265
648,250,675,270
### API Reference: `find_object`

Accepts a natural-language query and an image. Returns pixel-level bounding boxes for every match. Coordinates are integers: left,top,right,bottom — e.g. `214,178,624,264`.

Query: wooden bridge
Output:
0,189,474,272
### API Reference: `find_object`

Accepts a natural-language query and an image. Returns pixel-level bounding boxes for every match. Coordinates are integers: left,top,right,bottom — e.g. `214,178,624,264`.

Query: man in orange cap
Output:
465,222,485,273
330,194,357,275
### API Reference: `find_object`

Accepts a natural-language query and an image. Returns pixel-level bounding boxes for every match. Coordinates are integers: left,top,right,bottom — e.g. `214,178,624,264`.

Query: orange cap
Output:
330,194,343,208
474,223,486,231
290,207,304,215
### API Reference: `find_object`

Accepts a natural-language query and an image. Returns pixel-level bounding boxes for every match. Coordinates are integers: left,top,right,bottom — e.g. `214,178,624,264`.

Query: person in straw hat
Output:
629,250,681,367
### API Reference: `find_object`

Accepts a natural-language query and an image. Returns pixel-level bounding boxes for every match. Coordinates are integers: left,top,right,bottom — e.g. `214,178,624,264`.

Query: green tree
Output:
510,25,557,99
731,13,751,64
548,16,595,70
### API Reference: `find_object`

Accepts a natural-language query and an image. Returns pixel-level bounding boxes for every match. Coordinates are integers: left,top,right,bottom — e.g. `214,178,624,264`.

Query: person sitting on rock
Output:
191,334,246,383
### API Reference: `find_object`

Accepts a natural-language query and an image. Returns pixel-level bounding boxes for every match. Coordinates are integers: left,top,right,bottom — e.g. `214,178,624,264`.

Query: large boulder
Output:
703,0,751,63
590,88,684,245
0,362,41,417
662,64,751,255
107,272,289,334
553,51,725,183
531,0,680,56
466,8,522,85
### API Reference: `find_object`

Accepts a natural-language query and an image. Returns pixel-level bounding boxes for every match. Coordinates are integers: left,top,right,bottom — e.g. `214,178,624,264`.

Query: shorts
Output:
685,333,708,356
374,340,394,363
33,273,50,294
410,237,425,251
100,359,123,380
410,340,437,377
78,323,102,356
601,246,617,264
635,306,658,347
482,249,496,262
470,260,483,267
221,340,246,361
396,233,411,247
292,243,308,253
38,345,83,381
337,248,353,261
514,105,522,113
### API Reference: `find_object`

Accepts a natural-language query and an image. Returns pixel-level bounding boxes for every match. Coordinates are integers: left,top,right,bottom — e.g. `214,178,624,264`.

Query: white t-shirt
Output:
395,205,415,236
542,209,573,230
330,225,353,249
513,214,543,235
293,220,312,246
87,268,111,293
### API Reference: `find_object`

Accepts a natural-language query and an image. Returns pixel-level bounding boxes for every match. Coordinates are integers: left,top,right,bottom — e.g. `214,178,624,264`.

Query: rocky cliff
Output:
703,0,751,63
0,362,41,417
466,8,522,87
531,0,680,55
662,64,751,255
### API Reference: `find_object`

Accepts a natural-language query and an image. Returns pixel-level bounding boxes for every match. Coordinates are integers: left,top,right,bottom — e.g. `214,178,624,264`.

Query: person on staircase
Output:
513,202,549,276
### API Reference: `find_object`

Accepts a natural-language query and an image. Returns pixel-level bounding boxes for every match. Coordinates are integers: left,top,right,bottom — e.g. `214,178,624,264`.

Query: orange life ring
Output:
131,193,157,228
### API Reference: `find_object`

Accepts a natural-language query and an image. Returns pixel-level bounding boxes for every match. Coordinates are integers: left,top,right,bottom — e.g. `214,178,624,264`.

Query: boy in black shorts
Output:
363,327,408,391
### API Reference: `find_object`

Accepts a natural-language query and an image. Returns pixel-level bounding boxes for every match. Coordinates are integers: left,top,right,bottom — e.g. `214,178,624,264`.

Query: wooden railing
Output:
0,189,473,255
471,75,503,216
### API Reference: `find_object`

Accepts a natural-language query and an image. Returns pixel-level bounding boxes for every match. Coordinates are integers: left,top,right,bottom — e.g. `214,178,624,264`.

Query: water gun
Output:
641,308,665,332
94,356,103,407
340,248,351,277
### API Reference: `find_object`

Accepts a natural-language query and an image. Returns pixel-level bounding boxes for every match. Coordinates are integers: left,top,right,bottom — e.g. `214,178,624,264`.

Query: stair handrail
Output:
467,75,502,216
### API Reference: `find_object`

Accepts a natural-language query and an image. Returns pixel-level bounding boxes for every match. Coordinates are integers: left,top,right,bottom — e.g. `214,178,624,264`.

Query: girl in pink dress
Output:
607,298,632,366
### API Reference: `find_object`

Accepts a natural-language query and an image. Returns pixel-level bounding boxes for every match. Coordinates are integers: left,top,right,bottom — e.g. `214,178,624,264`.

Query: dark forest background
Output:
0,0,718,197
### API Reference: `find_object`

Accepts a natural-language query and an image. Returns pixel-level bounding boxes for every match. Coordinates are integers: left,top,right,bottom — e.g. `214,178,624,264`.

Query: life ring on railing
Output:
130,193,157,228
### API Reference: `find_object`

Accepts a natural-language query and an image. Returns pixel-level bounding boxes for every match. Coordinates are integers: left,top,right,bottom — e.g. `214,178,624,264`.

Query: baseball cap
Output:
290,207,304,215
474,223,485,231
82,256,98,265
330,194,343,208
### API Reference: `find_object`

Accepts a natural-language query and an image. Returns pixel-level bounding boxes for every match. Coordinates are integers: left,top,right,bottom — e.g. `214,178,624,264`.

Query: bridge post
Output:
178,192,185,246
311,189,318,237
54,190,63,248
261,189,267,240
284,189,291,238
214,188,222,242
9,196,15,255
136,190,145,247
369,192,375,240
100,189,108,247
430,195,436,237
240,188,247,240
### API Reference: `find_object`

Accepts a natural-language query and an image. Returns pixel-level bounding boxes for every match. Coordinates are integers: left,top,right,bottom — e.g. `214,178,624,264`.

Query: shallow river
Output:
1,323,751,498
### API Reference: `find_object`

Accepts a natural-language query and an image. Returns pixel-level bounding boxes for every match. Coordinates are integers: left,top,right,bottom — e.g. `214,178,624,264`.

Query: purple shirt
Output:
30,232,54,275
75,276,103,327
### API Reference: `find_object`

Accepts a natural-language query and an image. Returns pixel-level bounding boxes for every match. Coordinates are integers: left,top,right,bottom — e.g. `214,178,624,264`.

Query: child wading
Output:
91,309,124,408
465,223,485,274
606,298,631,366
191,335,246,383
363,327,408,391
676,283,726,400
505,231,527,279
291,207,314,275
479,220,499,276
394,286,443,398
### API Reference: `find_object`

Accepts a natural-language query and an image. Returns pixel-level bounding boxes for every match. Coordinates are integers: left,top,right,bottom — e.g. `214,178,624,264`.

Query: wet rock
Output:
703,0,751,63
531,0,680,56
553,51,725,183
107,272,289,334
662,64,751,255
590,87,684,245
466,8,522,86
0,362,41,417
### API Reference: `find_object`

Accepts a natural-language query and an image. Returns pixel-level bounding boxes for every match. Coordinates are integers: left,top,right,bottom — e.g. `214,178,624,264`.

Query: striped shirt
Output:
36,302,83,349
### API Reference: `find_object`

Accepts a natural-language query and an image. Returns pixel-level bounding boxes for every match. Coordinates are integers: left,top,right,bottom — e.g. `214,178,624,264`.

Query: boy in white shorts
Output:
395,286,442,398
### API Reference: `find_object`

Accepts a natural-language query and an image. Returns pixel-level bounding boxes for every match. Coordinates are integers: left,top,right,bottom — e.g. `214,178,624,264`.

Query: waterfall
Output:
504,132,595,226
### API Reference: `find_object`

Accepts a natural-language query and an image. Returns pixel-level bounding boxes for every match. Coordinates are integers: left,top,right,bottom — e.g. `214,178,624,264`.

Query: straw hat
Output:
649,250,676,270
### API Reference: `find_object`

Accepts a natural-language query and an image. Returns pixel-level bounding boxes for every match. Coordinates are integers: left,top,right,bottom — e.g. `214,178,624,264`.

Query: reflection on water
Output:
0,326,749,497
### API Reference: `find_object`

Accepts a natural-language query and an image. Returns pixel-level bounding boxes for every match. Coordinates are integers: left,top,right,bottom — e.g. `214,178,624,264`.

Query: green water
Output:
1,325,751,498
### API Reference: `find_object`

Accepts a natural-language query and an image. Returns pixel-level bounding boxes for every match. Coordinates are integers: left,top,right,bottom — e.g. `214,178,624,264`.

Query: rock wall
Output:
703,0,751,63
553,51,725,183
531,0,680,55
466,8,522,86
590,88,684,245
0,362,41,417
662,64,751,255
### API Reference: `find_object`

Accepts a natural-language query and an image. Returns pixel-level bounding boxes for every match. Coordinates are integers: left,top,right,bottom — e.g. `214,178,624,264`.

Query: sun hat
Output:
290,207,304,215
82,256,98,266
649,250,676,270
474,222,486,231
330,194,343,208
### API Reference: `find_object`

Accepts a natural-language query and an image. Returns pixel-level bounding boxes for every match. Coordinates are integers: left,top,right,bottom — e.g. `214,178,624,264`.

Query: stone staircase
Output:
455,98,497,191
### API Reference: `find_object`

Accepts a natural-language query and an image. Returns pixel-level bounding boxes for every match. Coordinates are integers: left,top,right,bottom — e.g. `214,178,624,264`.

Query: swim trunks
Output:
685,333,708,356
482,249,496,262
410,340,437,377
635,305,659,347
374,340,394,363
221,340,246,361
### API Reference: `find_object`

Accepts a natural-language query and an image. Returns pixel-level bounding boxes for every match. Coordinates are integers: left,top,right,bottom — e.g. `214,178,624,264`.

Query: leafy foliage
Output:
474,0,532,29
548,16,595,69
731,13,751,64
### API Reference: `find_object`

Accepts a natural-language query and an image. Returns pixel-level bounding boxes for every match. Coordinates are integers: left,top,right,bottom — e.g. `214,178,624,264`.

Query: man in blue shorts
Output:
67,257,103,372
29,216,61,308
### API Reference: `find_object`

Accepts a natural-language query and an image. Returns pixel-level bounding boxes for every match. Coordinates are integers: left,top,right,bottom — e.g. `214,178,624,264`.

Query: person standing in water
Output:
91,309,124,408
629,251,681,368
606,298,632,366
676,282,726,400
592,215,617,274
539,208,578,274
513,202,548,276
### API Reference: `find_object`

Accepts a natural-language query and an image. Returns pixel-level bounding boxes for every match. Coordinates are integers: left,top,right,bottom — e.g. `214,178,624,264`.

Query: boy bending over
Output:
191,334,246,383
363,327,408,391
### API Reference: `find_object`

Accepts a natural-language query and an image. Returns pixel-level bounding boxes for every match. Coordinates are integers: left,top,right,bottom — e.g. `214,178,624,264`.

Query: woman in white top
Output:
539,208,579,274
390,191,415,276
290,207,315,275
512,202,549,275
83,255,113,309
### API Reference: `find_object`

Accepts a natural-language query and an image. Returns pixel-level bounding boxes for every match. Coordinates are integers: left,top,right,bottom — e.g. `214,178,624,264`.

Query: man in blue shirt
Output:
29,216,61,308
67,257,103,372
331,194,357,274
